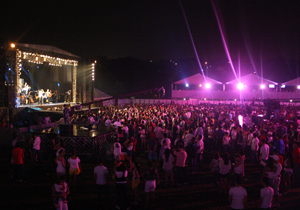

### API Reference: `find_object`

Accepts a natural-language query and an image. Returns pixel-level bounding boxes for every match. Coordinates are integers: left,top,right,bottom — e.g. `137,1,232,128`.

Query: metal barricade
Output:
39,131,115,158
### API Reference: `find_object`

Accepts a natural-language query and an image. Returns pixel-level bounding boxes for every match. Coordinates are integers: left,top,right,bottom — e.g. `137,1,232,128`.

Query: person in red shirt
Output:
11,142,26,182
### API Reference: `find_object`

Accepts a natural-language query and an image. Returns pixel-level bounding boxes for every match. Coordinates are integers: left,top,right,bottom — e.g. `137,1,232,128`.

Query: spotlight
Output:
260,84,265,89
199,84,202,87
10,43,15,48
185,84,189,87
205,83,211,89
237,83,244,90
297,85,300,89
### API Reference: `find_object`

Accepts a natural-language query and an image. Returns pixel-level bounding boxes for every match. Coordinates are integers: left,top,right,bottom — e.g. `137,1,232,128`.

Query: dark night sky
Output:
1,0,300,88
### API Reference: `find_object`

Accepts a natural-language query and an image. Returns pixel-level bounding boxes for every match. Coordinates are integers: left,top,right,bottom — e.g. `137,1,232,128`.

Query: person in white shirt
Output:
219,153,231,193
161,133,171,149
94,158,109,209
113,139,122,161
250,133,259,163
32,134,43,164
245,130,253,159
113,119,121,129
260,139,270,172
38,89,44,105
197,135,204,171
229,176,247,209
260,177,274,209
105,117,111,127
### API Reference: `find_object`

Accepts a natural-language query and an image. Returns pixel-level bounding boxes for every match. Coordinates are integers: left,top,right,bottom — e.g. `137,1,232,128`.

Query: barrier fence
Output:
39,131,115,157
102,98,300,107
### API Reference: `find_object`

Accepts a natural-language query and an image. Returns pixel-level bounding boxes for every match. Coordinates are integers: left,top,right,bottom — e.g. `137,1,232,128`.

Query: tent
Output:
16,43,81,59
173,73,222,85
226,73,278,85
282,77,300,86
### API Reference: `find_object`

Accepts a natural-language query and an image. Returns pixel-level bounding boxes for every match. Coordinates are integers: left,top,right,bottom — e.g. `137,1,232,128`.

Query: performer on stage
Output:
65,90,71,103
23,83,31,95
38,89,44,105
45,89,51,104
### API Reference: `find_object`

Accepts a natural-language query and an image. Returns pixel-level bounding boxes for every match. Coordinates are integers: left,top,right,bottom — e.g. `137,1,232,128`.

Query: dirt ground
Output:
2,144,300,210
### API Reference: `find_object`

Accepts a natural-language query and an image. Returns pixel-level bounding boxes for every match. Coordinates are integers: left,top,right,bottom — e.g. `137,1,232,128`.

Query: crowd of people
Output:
9,101,300,209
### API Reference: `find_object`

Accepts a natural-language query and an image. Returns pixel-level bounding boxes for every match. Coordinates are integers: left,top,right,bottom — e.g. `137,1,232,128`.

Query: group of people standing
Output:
9,101,300,209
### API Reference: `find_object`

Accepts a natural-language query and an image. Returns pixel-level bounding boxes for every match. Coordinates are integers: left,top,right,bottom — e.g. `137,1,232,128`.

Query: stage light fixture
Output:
298,85,300,89
185,84,189,87
269,84,275,88
237,83,244,90
260,84,265,89
199,84,202,87
205,83,211,89
11,43,15,48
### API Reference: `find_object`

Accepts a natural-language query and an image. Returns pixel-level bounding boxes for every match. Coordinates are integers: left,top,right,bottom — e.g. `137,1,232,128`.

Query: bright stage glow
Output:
183,98,186,100
199,84,202,87
238,115,243,127
260,84,265,89
281,85,286,88
237,83,244,90
94,60,97,63
297,85,300,89
269,84,275,88
185,84,189,87
290,100,293,102
205,83,211,89
11,43,15,48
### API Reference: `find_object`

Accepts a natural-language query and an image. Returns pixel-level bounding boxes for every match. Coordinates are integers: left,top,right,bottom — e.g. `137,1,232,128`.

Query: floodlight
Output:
237,83,244,90
205,83,211,89
185,84,189,87
260,84,265,89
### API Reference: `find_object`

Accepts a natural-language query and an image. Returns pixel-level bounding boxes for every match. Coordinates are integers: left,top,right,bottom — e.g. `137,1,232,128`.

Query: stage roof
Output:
94,88,112,100
16,43,81,60
226,73,278,85
173,73,222,85
282,77,300,86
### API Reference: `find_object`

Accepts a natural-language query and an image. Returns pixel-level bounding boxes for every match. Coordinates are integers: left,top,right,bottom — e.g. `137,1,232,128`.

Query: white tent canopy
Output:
173,73,222,85
282,77,300,86
226,73,278,85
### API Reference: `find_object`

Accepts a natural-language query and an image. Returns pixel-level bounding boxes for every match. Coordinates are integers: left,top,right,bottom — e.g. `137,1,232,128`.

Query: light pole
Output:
92,62,95,103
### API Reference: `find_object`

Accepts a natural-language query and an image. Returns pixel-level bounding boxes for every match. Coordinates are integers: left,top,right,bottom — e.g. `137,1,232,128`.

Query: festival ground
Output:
2,145,300,210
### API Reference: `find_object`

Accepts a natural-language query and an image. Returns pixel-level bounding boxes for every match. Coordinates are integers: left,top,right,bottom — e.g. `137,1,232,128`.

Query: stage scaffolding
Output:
5,43,80,108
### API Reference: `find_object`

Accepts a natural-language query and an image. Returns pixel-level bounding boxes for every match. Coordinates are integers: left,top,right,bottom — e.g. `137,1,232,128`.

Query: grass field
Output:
2,144,300,210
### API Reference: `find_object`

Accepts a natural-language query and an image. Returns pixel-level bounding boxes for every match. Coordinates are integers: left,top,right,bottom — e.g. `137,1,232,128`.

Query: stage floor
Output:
16,102,100,114
18,102,74,108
